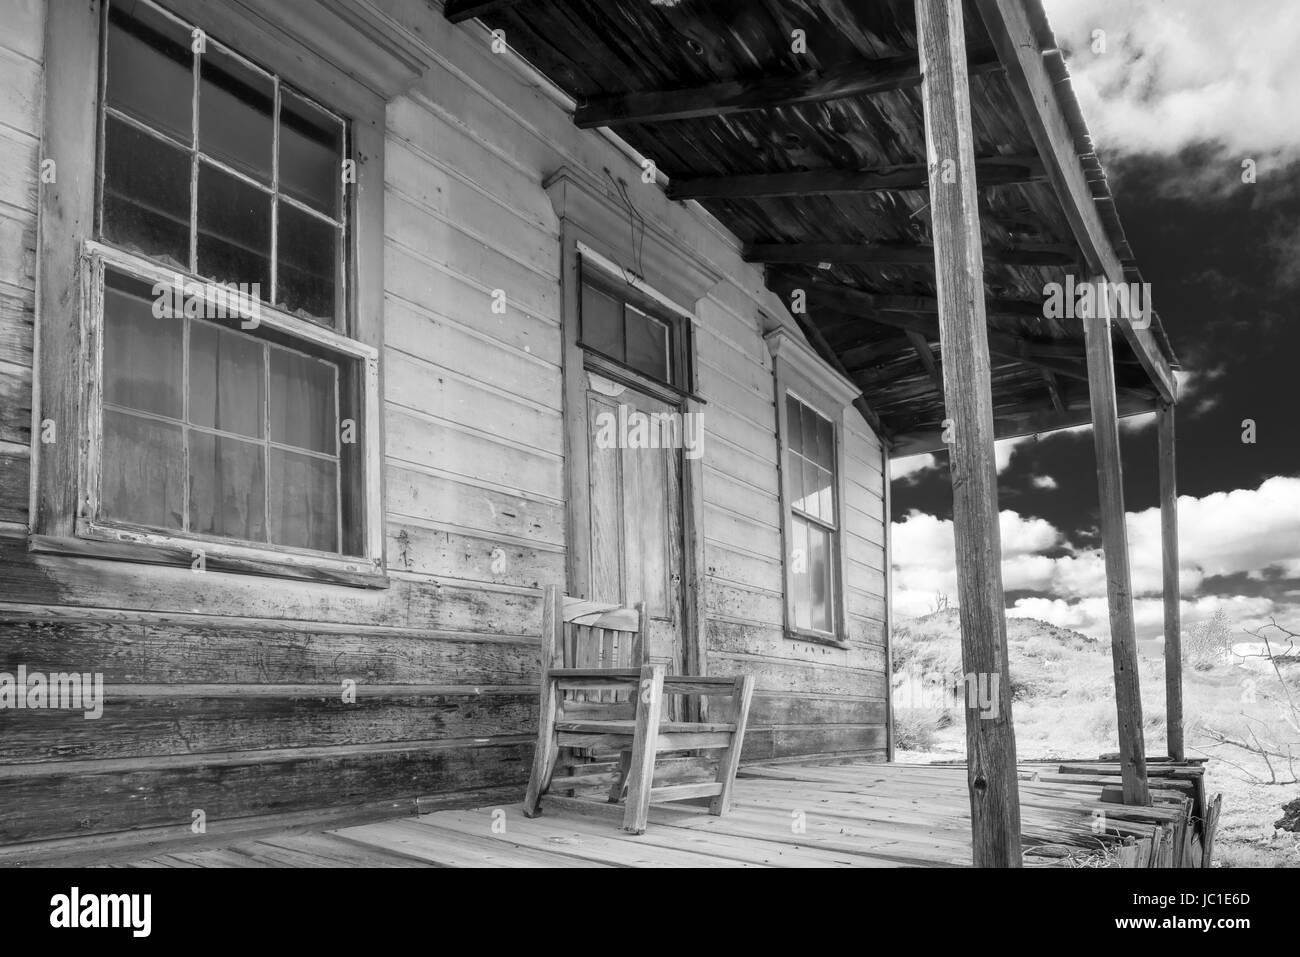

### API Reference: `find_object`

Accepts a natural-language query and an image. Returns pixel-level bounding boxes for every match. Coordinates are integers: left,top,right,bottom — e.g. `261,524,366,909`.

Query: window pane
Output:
103,270,183,418
790,517,810,631
801,404,822,466
102,117,192,268
269,449,338,551
785,394,803,455
801,458,822,521
625,306,669,382
189,320,264,438
196,161,271,291
808,523,832,633
817,466,835,523
270,347,336,453
106,3,192,144
279,89,343,217
101,410,184,529
786,448,804,513
815,412,835,469
276,203,337,323
581,282,622,360
189,431,266,541
199,43,273,183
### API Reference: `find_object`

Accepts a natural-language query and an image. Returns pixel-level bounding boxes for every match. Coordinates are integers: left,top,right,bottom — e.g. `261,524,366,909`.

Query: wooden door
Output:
583,371,686,679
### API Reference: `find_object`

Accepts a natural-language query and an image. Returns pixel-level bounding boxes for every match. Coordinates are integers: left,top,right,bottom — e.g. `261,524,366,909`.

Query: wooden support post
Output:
1158,401,1185,760
1083,282,1151,805
915,0,1022,867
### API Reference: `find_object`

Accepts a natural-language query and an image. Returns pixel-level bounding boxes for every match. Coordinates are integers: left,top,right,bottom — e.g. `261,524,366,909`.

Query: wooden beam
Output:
575,49,1002,128
1040,369,1066,414
1158,400,1185,761
905,331,944,397
770,272,1046,321
442,0,521,24
916,0,1022,867
975,0,1174,402
668,155,1045,200
1083,283,1151,806
783,278,1155,397
790,310,892,443
747,242,1075,268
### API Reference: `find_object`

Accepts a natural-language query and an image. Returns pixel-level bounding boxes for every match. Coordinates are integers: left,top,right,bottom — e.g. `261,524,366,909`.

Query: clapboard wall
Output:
0,0,886,846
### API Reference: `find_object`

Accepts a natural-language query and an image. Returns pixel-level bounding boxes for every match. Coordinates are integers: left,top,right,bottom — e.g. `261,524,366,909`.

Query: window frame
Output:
32,0,389,587
576,243,696,400
767,326,862,648
96,0,352,330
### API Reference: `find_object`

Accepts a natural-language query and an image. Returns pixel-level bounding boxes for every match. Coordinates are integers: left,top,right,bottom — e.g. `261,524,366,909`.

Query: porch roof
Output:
443,0,1179,454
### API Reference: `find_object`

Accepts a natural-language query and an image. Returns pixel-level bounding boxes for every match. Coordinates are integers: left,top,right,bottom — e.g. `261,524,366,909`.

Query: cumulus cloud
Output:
891,476,1300,639
1041,0,1300,164
888,435,1032,485
889,453,937,483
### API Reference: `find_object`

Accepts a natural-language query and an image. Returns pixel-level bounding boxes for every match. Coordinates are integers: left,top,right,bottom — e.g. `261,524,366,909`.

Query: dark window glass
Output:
199,44,273,183
580,270,686,389
189,321,265,438
270,346,336,454
105,3,192,143
279,89,343,216
196,161,271,290
625,305,669,381
189,431,266,540
269,449,338,551
101,410,185,529
102,117,191,267
581,283,622,360
103,271,184,418
100,4,349,329
277,203,337,322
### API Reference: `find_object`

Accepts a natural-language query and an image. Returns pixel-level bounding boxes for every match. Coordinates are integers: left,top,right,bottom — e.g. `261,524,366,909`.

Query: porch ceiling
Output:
443,0,1179,454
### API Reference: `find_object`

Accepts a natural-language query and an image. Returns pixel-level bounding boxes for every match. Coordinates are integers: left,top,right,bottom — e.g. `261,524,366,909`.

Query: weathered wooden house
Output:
0,0,1203,866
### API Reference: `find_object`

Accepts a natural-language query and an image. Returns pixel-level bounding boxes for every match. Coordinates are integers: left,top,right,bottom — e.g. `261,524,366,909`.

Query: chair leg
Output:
607,750,632,804
708,675,755,816
523,678,561,818
621,663,665,834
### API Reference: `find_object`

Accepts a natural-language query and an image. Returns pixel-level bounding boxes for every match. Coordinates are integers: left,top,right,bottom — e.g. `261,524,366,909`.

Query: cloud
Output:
1041,0,1300,165
891,476,1300,639
889,453,937,483
888,435,1033,485
1031,475,1058,490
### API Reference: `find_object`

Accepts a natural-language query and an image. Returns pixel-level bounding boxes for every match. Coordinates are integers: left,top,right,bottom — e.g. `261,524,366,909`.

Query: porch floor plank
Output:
11,759,1208,868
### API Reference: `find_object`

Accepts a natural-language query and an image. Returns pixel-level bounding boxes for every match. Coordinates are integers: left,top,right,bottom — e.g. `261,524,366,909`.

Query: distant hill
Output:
891,608,1109,703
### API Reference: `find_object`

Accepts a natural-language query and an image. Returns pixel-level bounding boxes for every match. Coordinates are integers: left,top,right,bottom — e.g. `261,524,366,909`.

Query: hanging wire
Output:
605,168,647,285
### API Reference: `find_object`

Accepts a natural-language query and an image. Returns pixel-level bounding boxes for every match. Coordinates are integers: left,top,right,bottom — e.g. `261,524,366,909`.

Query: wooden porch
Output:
22,759,1214,869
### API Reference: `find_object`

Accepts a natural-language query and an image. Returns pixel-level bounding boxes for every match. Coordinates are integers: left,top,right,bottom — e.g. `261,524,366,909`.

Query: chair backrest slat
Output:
544,586,647,712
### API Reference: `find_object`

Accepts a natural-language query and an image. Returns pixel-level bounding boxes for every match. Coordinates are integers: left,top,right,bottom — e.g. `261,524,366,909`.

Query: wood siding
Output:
0,0,886,845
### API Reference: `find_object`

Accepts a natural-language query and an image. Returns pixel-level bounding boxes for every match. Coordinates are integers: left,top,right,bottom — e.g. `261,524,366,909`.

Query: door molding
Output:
546,166,715,683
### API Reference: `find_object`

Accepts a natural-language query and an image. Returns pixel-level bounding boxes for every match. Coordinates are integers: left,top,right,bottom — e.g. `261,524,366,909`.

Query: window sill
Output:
30,528,388,590
785,629,851,651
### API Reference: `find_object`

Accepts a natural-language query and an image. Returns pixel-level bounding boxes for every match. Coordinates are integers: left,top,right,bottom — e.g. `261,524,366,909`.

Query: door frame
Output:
545,166,717,683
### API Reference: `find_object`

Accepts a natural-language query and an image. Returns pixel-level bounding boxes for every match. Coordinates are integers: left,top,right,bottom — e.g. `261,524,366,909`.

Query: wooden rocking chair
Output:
523,585,755,833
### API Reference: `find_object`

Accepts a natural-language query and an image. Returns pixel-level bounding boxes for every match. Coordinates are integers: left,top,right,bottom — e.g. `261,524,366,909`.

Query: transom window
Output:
579,263,689,390
785,394,839,635
99,0,348,328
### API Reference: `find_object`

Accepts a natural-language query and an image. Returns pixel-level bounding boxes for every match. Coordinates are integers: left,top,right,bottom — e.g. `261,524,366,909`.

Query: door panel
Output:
584,372,685,676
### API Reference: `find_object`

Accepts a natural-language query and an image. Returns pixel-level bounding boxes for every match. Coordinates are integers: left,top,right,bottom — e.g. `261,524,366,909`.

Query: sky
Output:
889,0,1300,647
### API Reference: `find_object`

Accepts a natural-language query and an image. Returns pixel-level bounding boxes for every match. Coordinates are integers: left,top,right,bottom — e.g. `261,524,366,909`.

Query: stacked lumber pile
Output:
1019,757,1221,868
